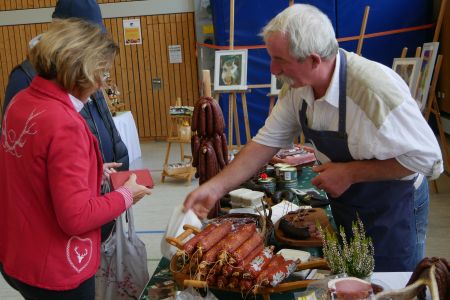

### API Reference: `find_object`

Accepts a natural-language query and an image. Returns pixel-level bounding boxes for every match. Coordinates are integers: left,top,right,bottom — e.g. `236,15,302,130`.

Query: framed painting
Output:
213,49,248,91
414,42,439,111
270,74,284,95
392,57,422,97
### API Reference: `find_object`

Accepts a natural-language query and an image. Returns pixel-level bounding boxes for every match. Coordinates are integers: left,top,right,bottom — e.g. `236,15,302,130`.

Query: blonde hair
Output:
29,18,118,93
261,4,338,61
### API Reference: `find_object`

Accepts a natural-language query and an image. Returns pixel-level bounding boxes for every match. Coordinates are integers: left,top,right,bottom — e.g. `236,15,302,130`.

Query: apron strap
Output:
338,49,347,138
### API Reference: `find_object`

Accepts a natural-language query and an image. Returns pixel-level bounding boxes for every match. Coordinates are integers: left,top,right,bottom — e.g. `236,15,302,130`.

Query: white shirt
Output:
254,50,443,180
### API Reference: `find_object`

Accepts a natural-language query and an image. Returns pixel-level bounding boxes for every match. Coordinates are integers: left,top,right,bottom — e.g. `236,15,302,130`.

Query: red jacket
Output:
0,77,127,290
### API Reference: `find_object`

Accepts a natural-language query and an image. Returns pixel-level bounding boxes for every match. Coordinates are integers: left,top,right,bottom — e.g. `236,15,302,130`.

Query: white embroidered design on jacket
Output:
1,108,45,158
66,236,93,273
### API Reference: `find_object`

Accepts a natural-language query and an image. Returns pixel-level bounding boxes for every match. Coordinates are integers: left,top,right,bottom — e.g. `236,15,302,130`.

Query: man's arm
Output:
311,158,415,198
184,141,278,219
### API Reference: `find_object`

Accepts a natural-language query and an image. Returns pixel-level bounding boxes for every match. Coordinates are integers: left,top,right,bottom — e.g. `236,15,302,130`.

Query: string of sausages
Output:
173,221,298,293
191,96,229,185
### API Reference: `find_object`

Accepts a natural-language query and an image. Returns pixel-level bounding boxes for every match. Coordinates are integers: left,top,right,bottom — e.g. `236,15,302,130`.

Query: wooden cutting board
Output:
274,208,334,247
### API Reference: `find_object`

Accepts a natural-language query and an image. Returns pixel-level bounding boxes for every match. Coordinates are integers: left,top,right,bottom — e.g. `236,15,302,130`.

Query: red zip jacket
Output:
0,76,127,290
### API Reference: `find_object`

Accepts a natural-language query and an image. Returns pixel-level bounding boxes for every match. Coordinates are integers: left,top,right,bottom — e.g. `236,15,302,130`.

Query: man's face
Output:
266,32,313,88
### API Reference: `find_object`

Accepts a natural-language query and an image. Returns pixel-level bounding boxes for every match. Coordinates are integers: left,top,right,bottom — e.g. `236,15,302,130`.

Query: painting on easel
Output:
392,57,422,97
270,75,284,95
414,42,439,111
214,49,248,91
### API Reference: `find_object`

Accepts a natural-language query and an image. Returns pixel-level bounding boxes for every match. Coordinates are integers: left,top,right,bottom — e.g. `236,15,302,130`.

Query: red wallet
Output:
110,169,154,190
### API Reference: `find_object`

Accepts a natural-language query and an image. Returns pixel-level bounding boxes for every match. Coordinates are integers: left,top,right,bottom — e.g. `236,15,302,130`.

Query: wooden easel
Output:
215,0,251,149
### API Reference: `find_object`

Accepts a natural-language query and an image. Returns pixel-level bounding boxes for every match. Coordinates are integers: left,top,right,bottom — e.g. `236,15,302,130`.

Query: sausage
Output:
205,101,214,136
229,233,263,265
198,105,206,136
197,221,232,252
191,135,200,168
213,133,226,169
206,274,217,287
198,145,207,184
231,244,264,277
192,97,209,133
221,133,229,165
254,255,286,283
210,98,225,135
257,259,297,287
217,275,229,289
218,223,256,261
227,276,239,289
181,224,217,255
205,141,219,180
243,248,276,280
240,279,254,291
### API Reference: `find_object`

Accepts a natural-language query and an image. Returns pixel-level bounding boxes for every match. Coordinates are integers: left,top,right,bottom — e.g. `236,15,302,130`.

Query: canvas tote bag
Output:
96,207,149,300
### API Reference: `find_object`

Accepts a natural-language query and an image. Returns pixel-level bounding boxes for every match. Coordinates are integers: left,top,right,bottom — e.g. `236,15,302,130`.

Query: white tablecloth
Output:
113,111,141,165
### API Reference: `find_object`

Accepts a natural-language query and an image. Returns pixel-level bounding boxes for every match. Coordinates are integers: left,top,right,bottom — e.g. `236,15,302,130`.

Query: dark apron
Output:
299,50,416,271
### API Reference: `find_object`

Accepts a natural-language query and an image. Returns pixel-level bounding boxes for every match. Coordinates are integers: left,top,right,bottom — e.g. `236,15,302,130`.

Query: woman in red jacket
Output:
0,19,151,300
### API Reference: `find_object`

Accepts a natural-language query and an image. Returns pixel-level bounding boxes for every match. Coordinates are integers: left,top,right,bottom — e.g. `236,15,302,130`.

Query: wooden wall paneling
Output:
138,17,150,137
169,15,182,104
187,13,199,105
24,24,32,48
145,16,158,137
0,1,5,11
130,19,144,137
11,26,21,66
28,0,35,9
106,19,121,104
158,15,170,137
0,28,5,117
164,15,177,111
123,19,138,136
3,27,14,78
5,0,11,11
116,17,131,114
175,14,188,105
18,25,28,62
152,15,164,137
181,14,194,105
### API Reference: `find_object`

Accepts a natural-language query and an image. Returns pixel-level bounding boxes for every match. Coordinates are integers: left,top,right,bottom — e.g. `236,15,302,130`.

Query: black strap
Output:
337,49,347,138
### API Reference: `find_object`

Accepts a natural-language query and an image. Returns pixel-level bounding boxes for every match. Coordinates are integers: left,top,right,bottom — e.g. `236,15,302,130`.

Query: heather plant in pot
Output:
318,217,375,279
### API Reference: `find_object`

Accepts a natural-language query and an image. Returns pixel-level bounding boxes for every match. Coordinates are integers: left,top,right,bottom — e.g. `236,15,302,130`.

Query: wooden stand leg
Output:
232,93,242,148
241,92,251,143
228,93,234,150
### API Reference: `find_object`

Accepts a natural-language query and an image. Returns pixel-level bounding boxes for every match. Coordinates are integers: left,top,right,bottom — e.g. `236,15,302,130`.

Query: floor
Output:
1,140,449,299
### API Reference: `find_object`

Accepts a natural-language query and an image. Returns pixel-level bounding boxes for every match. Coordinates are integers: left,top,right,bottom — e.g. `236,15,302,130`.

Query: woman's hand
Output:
123,173,152,204
102,162,122,183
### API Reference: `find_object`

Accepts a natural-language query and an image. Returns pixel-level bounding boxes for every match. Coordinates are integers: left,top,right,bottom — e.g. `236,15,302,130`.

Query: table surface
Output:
141,167,413,299
140,257,413,300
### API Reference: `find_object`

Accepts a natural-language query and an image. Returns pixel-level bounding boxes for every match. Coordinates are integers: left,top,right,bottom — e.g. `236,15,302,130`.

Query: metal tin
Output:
274,163,291,177
277,179,298,190
258,177,276,194
278,166,298,181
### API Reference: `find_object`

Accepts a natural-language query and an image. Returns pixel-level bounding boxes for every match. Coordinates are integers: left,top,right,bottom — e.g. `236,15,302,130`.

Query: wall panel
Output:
0,5,199,140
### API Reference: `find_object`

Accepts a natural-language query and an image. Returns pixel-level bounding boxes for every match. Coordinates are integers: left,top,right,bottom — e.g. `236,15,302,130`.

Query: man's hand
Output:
124,173,152,204
311,159,415,198
311,162,353,198
183,183,222,219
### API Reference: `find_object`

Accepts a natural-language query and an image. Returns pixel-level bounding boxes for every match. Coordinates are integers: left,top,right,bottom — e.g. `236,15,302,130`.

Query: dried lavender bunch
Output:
318,217,374,279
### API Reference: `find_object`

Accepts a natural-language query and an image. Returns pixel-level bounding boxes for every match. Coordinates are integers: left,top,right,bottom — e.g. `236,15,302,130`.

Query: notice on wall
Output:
123,19,142,45
168,45,182,64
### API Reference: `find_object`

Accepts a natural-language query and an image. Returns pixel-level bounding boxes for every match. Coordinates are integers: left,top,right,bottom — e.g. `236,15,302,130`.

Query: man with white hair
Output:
184,4,443,272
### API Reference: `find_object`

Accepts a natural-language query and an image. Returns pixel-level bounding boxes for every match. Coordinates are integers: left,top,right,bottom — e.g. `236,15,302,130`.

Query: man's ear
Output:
310,53,322,69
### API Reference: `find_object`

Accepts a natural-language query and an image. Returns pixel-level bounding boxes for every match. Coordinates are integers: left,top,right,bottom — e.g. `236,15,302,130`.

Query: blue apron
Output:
299,50,417,271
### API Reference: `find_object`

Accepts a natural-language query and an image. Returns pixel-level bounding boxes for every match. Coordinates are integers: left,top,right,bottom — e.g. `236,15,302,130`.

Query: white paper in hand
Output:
160,205,202,259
